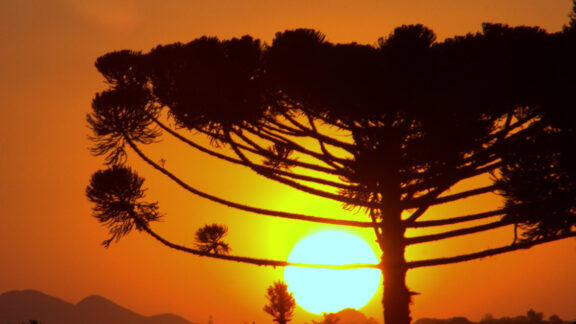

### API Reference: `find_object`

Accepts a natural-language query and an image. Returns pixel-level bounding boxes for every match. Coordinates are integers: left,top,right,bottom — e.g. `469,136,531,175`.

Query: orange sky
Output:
1,1,575,323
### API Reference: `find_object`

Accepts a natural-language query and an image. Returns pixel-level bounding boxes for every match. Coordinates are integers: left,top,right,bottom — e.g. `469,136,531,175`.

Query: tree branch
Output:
201,127,349,177
401,160,501,196
304,111,342,170
407,231,576,268
243,123,351,168
402,160,501,224
406,209,506,228
142,225,380,269
155,116,354,191
404,185,497,209
261,116,309,137
124,135,373,227
152,115,242,165
226,131,381,209
405,219,512,245
279,110,356,152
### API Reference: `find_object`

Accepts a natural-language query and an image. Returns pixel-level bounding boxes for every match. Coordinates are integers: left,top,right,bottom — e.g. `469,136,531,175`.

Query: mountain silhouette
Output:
0,290,195,324
334,308,379,324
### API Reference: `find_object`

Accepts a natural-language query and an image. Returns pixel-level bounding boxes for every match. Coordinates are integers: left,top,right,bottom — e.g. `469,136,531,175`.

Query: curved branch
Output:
403,190,444,223
405,219,512,245
155,116,354,191
486,113,539,144
124,135,374,228
308,111,354,132
407,209,506,228
402,158,503,226
407,230,576,269
200,127,349,177
401,160,501,196
280,110,355,152
142,225,380,269
403,161,501,224
226,131,381,209
404,185,497,209
261,116,309,137
304,111,342,170
434,185,497,205
258,124,349,165
242,123,351,168
152,115,243,165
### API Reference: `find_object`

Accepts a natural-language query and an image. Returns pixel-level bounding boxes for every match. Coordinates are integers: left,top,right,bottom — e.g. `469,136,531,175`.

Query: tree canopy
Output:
87,13,576,324
264,281,296,324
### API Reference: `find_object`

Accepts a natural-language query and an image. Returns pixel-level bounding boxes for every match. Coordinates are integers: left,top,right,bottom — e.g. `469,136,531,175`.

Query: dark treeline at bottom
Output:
414,310,574,324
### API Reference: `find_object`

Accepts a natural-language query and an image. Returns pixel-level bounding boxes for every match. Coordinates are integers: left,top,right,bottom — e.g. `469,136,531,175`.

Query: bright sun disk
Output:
284,231,381,314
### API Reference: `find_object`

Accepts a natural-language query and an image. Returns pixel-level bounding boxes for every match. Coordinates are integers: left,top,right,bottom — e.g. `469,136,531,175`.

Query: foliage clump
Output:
264,281,296,324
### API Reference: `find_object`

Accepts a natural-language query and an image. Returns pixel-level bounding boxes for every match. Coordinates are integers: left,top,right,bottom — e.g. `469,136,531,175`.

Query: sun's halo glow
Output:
283,231,381,314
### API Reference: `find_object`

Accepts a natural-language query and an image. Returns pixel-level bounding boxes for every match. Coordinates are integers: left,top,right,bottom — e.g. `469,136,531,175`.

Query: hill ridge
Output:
0,289,194,324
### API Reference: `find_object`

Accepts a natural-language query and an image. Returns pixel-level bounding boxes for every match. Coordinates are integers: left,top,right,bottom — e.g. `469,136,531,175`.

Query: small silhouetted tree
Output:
263,281,295,324
566,0,576,31
312,313,341,324
481,314,495,324
527,310,544,324
87,10,576,324
548,315,563,324
86,165,162,247
194,224,231,255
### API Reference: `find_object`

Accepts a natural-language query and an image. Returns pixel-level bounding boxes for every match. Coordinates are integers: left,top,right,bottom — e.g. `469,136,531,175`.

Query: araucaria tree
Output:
87,8,576,324
264,281,296,324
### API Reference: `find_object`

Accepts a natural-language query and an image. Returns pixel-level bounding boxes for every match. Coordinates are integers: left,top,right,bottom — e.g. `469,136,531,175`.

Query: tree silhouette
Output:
566,0,576,32
87,11,576,324
526,310,544,324
264,281,296,324
477,309,568,324
194,224,231,255
86,165,162,247
312,313,340,324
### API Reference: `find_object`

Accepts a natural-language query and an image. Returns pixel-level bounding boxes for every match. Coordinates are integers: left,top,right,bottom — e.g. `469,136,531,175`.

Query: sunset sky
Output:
1,1,575,324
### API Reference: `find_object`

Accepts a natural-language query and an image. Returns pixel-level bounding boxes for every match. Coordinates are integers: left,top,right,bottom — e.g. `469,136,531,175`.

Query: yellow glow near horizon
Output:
284,231,382,314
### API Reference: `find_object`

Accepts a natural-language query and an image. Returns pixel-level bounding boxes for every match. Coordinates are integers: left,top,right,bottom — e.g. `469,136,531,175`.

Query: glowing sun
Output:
283,231,382,314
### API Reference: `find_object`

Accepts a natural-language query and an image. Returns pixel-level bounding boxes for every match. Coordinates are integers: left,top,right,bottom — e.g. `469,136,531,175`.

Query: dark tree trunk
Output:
381,249,411,324
363,134,411,324
379,201,411,324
